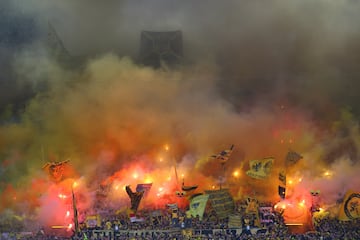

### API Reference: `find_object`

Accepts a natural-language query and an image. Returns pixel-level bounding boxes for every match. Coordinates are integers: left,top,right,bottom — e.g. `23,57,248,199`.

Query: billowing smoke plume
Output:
1,0,360,231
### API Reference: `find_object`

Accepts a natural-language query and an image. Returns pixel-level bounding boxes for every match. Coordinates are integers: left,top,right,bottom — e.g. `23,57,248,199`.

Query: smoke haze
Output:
1,0,360,230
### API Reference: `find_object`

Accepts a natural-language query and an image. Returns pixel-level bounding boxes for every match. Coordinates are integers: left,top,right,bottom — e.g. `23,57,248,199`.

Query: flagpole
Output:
219,162,225,190
41,145,45,162
71,186,79,236
168,144,180,190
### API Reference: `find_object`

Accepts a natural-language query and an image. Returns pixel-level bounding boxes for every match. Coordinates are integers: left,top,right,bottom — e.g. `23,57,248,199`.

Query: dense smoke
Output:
1,0,360,231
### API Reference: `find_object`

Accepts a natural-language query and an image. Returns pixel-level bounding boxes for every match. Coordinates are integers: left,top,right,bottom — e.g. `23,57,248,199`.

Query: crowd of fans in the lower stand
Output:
1,204,360,240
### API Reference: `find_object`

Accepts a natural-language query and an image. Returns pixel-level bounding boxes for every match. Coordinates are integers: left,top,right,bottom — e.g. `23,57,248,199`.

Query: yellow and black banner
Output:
205,189,235,219
338,190,360,221
246,157,274,179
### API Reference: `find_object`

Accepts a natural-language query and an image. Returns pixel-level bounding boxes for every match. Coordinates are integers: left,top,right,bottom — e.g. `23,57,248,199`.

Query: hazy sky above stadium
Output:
2,0,360,116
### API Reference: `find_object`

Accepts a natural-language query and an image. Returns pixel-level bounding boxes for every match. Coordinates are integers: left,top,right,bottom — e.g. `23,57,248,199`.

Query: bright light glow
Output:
66,211,70,217
274,203,286,210
145,177,153,183
115,185,119,190
233,170,240,178
323,170,333,178
58,194,67,199
288,180,293,185
298,200,306,207
167,176,171,181
132,173,138,179
158,187,163,192
164,144,169,151
73,181,78,188
159,157,163,162
67,223,72,229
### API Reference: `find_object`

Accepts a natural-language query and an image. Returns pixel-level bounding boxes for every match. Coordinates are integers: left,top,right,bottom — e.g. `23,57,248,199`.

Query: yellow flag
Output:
186,194,209,220
338,190,360,221
246,157,274,179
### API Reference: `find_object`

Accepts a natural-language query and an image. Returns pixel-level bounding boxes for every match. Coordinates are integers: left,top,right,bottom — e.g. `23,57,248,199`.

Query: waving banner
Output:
338,190,360,221
126,185,144,212
186,194,209,220
285,150,302,167
205,189,235,219
246,157,274,179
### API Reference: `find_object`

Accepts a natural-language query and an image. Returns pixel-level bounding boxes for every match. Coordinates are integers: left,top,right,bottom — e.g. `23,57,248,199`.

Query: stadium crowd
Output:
1,204,360,240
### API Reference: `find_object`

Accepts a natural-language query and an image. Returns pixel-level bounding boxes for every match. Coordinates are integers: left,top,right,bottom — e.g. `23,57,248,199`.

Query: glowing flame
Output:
164,144,169,151
144,177,153,183
58,194,67,199
323,170,333,178
233,170,240,178
274,202,287,210
298,200,306,207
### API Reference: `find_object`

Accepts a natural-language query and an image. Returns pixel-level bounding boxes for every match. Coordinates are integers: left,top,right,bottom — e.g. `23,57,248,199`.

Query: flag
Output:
245,197,261,227
186,194,209,220
125,185,144,212
246,157,274,179
129,212,145,223
136,183,152,197
209,144,234,164
182,178,198,192
42,159,71,182
279,170,287,186
285,150,302,167
182,185,198,192
278,170,287,199
338,190,360,221
205,189,235,219
228,214,242,228
71,188,79,235
278,186,286,199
